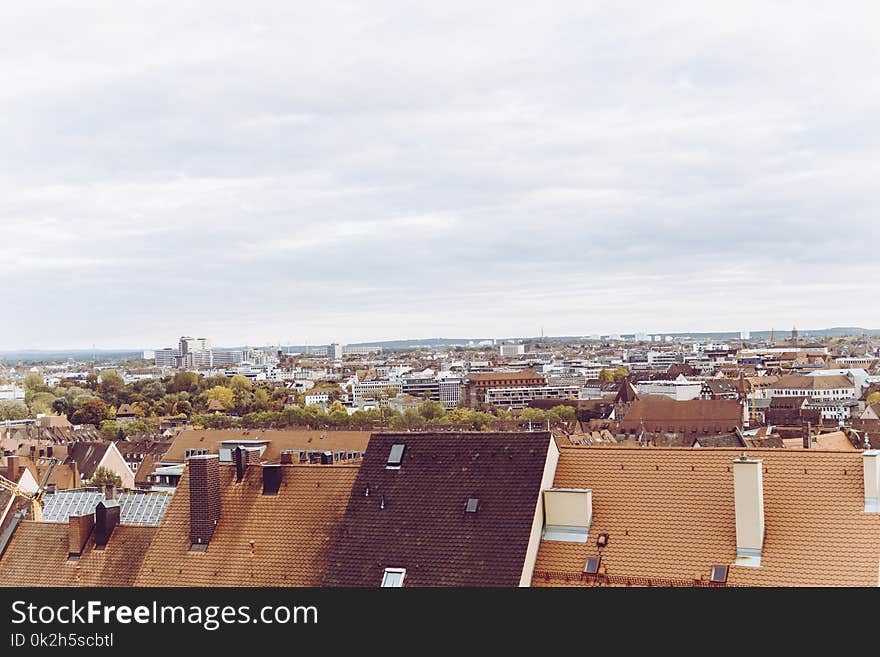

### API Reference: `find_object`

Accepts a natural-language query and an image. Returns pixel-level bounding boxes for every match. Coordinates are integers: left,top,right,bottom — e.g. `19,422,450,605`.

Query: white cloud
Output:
1,1,878,348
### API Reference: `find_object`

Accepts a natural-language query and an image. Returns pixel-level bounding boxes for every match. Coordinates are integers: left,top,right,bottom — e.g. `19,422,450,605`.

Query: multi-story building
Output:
499,343,525,358
484,385,581,410
438,378,462,409
635,378,703,401
352,380,402,402
154,348,178,368
179,336,212,369
342,345,383,356
401,377,440,401
462,370,547,407
328,343,343,359
212,350,244,366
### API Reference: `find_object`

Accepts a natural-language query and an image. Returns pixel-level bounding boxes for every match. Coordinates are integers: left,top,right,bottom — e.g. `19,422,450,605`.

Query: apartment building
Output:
484,385,581,410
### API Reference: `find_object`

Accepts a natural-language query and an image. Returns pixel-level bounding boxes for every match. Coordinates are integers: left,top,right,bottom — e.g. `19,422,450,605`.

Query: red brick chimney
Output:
188,454,221,550
68,513,94,559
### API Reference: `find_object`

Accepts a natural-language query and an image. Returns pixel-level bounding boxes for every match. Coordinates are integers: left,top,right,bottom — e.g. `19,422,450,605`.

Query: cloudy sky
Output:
3,2,879,349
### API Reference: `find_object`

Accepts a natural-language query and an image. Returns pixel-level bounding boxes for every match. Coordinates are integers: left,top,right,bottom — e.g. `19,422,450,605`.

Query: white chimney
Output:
862,450,880,513
733,454,764,567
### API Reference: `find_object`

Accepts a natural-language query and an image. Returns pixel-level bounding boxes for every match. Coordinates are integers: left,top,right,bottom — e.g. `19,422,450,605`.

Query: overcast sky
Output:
3,2,879,349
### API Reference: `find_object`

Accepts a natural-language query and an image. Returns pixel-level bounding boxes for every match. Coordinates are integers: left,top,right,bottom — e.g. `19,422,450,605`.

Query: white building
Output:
0,384,25,401
499,343,526,358
352,380,402,401
438,378,462,409
635,377,703,401
305,391,331,407
154,348,178,368
328,343,343,359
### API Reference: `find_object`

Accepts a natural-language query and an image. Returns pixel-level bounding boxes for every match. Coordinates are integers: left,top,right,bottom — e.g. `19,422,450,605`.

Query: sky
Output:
2,1,879,349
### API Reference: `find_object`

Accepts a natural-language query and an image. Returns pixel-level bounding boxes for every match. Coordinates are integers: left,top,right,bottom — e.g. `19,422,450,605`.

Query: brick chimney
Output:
733,454,764,567
233,446,261,482
5,456,16,482
862,450,880,512
188,454,221,550
68,513,94,559
103,483,116,501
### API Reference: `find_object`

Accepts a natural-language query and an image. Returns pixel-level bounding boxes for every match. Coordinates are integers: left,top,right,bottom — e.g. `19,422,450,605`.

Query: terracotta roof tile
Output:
135,463,358,587
0,522,156,587
532,447,880,587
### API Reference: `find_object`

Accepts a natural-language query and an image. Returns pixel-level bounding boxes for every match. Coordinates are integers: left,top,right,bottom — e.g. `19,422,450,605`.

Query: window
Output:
709,565,728,584
583,556,601,575
381,568,406,587
386,444,405,469
465,498,479,513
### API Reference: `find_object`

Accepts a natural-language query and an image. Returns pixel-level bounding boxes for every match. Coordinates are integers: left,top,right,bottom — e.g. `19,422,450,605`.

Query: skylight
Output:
583,556,601,575
381,568,406,587
386,444,405,469
465,498,479,513
710,565,728,584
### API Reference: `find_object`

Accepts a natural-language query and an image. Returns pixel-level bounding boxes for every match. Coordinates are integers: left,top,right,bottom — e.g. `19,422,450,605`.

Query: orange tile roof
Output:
532,446,880,587
814,431,857,451
0,522,156,587
135,463,358,587
162,429,371,463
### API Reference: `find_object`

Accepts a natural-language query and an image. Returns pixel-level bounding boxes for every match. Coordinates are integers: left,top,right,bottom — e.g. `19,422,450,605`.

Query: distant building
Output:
438,378,462,409
462,370,547,407
179,336,212,369
329,343,343,359
499,343,525,358
212,350,244,366
342,345,383,356
154,348,178,368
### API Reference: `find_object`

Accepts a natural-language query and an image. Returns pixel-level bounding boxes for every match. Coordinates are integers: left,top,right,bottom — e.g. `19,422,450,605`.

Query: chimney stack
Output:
733,454,764,567
94,499,120,549
104,483,116,501
68,513,94,559
862,450,880,512
6,455,19,481
262,464,282,495
188,454,221,550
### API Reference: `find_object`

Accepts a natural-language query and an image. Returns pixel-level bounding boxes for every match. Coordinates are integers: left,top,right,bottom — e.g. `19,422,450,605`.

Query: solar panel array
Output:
41,490,172,526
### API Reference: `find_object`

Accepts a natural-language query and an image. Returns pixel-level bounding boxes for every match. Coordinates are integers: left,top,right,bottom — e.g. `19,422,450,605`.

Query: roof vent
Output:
386,444,405,469
465,498,479,513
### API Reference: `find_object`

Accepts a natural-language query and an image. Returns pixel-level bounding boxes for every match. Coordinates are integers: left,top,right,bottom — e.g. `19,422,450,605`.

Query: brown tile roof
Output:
532,447,880,587
620,399,742,434
322,432,552,587
66,442,111,480
0,522,156,586
813,431,857,451
773,375,854,390
162,429,371,463
135,463,358,586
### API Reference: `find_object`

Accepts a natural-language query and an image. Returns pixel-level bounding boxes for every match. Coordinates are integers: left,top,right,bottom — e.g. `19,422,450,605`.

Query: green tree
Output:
71,397,110,426
206,386,234,410
28,392,58,416
98,370,124,394
868,392,880,406
173,400,193,416
52,397,69,416
89,465,123,488
169,371,200,394
419,400,446,422
229,375,252,392
23,373,44,391
99,420,121,440
0,400,28,421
